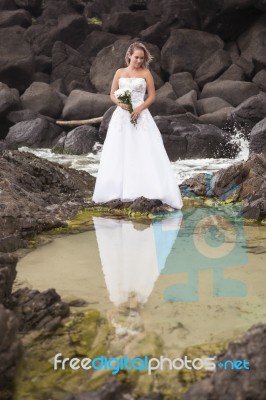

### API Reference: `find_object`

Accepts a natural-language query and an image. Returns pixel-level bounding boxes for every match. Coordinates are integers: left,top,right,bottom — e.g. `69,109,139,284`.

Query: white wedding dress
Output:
92,77,183,209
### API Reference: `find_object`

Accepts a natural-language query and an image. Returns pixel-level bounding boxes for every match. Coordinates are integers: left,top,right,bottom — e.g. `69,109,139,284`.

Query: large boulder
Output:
51,41,93,95
237,14,266,69
77,31,120,63
161,29,224,75
102,10,154,36
0,26,35,92
252,69,266,92
59,125,99,155
139,21,170,48
62,90,113,120
0,83,20,118
156,82,177,100
5,118,63,149
0,9,32,28
162,122,234,160
37,0,78,22
169,72,199,98
0,305,22,400
197,0,261,41
197,97,232,116
90,39,161,94
228,93,266,132
216,64,245,82
250,117,266,154
176,90,198,115
195,49,232,88
24,14,89,56
21,82,63,118
0,0,16,10
199,107,234,129
149,97,186,117
14,0,43,15
200,80,259,107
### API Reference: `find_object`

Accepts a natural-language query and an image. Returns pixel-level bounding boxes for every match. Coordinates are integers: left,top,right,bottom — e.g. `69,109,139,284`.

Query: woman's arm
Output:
131,70,156,121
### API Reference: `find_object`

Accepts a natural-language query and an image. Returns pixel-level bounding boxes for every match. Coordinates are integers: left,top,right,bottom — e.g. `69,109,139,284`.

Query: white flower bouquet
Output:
114,88,136,126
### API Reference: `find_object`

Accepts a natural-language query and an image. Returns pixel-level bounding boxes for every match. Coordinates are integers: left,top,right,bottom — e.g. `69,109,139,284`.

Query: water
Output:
18,132,249,184
15,207,266,355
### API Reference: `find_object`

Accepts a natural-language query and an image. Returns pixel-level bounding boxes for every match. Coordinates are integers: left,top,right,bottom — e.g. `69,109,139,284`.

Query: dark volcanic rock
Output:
0,9,32,28
149,97,186,117
21,82,63,118
252,69,266,92
216,64,245,82
169,72,199,98
62,125,99,155
250,117,266,154
198,107,234,129
195,49,232,88
161,29,223,75
0,253,17,305
0,26,35,92
14,0,42,15
197,97,232,116
51,41,93,95
228,92,266,133
62,90,113,120
77,31,119,63
176,90,198,115
5,118,63,149
0,304,22,400
200,80,259,107
102,10,153,36
0,83,20,118
182,323,266,400
0,150,95,252
11,287,69,332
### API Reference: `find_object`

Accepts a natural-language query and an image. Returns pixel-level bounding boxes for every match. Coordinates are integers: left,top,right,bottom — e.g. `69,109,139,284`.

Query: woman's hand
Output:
131,106,143,122
117,101,129,111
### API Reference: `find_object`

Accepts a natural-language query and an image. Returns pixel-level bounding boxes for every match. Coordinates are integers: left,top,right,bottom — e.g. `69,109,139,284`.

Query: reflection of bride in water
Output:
93,213,183,307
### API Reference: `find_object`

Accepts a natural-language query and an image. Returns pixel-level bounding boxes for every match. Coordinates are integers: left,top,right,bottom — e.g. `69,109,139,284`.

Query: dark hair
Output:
125,42,153,69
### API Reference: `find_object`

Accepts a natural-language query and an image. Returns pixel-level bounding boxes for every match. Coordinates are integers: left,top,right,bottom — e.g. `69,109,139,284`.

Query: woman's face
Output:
129,48,145,68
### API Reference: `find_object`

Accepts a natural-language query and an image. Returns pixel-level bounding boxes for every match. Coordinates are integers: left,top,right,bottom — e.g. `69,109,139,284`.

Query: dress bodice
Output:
118,77,146,106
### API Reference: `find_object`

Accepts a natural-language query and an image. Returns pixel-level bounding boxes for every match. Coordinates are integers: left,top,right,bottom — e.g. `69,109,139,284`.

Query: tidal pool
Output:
15,206,266,356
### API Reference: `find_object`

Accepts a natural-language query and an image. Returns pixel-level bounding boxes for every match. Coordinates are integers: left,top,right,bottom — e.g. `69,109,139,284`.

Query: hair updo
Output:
125,42,153,69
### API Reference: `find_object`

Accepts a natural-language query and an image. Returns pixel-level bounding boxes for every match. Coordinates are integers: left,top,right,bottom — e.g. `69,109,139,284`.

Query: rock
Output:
195,49,232,88
62,90,113,120
176,90,198,115
228,93,266,132
102,10,152,36
98,106,116,142
0,0,16,10
25,14,89,56
35,54,52,74
0,253,17,305
6,109,42,124
200,80,259,107
197,0,260,41
90,39,161,94
77,31,119,63
197,97,232,116
235,57,254,80
216,64,245,82
225,41,240,64
62,126,99,155
140,20,170,48
163,122,235,161
14,0,42,15
12,287,69,332
182,323,266,399
250,117,266,154
147,0,200,29
33,72,51,83
0,305,22,400
51,41,93,95
0,9,32,28
154,114,201,137
37,0,78,23
0,83,20,118
0,26,35,92
5,118,63,149
242,196,266,220
199,107,234,129
62,376,131,400
169,72,199,98
161,29,223,75
252,69,266,92
149,97,186,117
237,14,266,69
156,82,177,100
21,82,63,118
0,150,95,251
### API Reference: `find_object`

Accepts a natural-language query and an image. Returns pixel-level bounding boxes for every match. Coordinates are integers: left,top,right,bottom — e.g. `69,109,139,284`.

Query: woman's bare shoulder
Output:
115,68,127,77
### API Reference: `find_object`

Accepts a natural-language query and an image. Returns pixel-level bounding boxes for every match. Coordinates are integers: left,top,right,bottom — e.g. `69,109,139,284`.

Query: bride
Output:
92,42,183,209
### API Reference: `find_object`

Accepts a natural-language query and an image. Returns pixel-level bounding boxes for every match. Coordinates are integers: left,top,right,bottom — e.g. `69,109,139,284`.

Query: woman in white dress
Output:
92,42,183,210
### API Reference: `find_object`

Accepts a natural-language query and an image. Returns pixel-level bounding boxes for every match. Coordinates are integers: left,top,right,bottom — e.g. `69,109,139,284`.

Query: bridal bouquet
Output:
114,88,137,126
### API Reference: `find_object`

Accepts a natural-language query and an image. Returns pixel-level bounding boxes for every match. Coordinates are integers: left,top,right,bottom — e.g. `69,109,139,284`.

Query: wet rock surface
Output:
0,150,95,252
